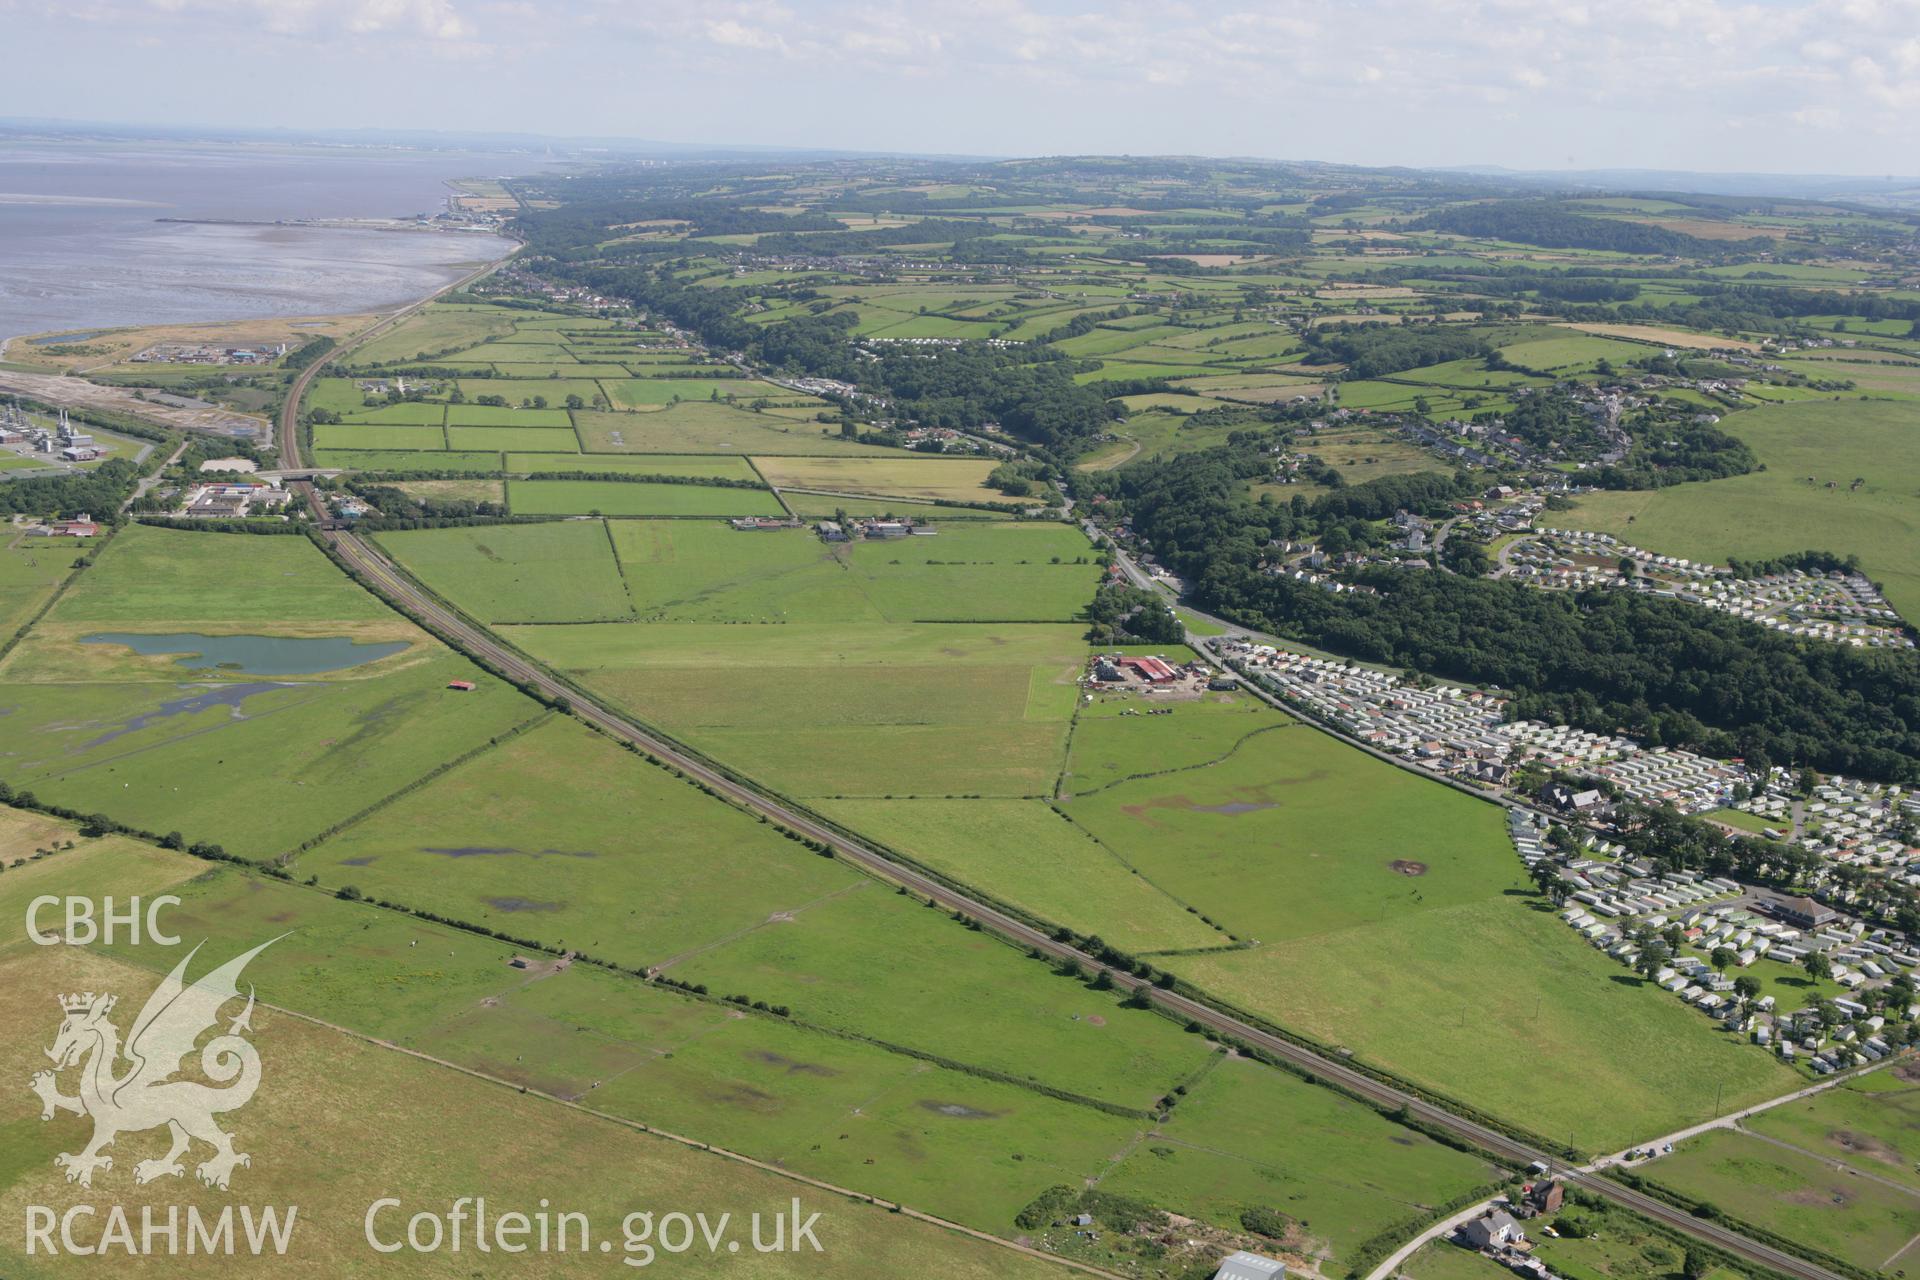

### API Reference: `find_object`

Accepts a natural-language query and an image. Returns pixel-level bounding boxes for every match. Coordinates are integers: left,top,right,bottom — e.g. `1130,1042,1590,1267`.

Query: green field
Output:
1064,691,1292,796
607,520,872,621
0,526,537,856
338,401,447,425
1061,715,1514,944
1707,808,1778,835
0,538,85,642
296,715,862,969
599,377,769,409
507,621,1090,797
1402,1242,1518,1280
346,304,517,364
445,405,574,428
314,449,504,473
314,422,447,451
30,524,389,624
387,518,1094,628
1644,1126,1920,1271
1553,400,1920,619
380,521,634,623
36,811,1471,1247
1742,1068,1920,1193
817,798,1224,953
1101,1056,1500,1263
1528,1199,1742,1280
1183,902,1797,1153
0,654,531,857
447,425,581,452
572,404,897,455
1046,706,1798,1150
0,947,1068,1278
670,883,1213,1113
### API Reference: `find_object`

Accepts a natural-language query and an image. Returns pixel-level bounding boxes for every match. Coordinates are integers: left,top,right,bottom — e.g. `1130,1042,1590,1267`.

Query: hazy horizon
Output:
6,117,1920,187
3,0,1916,178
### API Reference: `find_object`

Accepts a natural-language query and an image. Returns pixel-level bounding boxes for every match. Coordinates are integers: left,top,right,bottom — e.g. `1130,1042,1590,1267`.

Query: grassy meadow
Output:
1553,400,1920,619
295,715,862,969
1643,1126,1920,1272
0,947,1072,1279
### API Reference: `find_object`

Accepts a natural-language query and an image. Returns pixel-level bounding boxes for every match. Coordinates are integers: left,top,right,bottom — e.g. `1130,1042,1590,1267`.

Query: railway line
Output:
272,283,1846,1280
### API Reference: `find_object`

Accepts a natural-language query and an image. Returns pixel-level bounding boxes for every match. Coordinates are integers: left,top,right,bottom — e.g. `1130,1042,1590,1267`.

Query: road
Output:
276,291,1847,1280
1587,1060,1889,1173
1362,1197,1502,1280
123,438,189,510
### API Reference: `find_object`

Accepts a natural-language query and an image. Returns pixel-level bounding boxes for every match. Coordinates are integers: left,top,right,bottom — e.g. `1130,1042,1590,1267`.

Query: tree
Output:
1803,951,1833,982
1636,939,1671,980
1733,975,1761,1008
1711,946,1736,973
1443,538,1490,576
1683,1246,1711,1280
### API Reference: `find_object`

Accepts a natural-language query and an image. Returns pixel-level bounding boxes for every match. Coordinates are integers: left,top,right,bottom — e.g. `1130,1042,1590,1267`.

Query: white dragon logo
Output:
29,938,280,1191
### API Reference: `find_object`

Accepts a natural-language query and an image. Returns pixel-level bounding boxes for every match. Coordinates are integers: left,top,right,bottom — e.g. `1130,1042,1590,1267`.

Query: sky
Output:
4,0,1918,174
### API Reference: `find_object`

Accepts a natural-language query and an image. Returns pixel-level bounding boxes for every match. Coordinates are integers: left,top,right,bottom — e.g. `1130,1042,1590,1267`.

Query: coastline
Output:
0,173,521,443
154,216,508,236
0,153,524,347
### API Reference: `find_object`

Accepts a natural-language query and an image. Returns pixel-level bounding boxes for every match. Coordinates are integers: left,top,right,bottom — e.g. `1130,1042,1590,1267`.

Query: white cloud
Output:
5,0,1918,169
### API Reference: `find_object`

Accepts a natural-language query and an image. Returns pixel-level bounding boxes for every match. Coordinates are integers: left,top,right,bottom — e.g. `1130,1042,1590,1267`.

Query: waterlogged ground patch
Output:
297,715,860,967
78,631,409,675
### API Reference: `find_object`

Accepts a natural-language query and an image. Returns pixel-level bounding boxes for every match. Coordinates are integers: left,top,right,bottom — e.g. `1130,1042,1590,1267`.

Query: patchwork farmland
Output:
10,150,1920,1280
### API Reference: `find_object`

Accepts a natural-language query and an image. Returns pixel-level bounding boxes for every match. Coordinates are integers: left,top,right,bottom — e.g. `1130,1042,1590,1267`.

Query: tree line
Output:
1103,441,1920,781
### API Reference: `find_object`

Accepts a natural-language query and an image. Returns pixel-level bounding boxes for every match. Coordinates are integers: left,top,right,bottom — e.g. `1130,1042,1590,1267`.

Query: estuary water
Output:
0,140,529,343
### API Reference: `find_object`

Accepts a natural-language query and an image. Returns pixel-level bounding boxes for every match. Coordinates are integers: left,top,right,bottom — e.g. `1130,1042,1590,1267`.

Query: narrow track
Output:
273,284,1845,1280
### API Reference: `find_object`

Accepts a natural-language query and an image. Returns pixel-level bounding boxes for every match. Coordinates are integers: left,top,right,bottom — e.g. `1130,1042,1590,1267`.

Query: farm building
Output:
447,680,477,692
1213,1251,1286,1280
1118,655,1179,683
28,517,99,538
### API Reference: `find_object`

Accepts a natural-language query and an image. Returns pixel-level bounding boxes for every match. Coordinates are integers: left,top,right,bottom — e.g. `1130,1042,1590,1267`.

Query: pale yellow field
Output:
1556,323,1758,352
1622,216,1788,242
1312,285,1418,300
751,457,1003,503
393,478,507,504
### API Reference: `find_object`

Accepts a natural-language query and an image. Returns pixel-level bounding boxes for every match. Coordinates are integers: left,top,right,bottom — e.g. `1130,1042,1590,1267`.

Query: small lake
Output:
81,632,408,675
